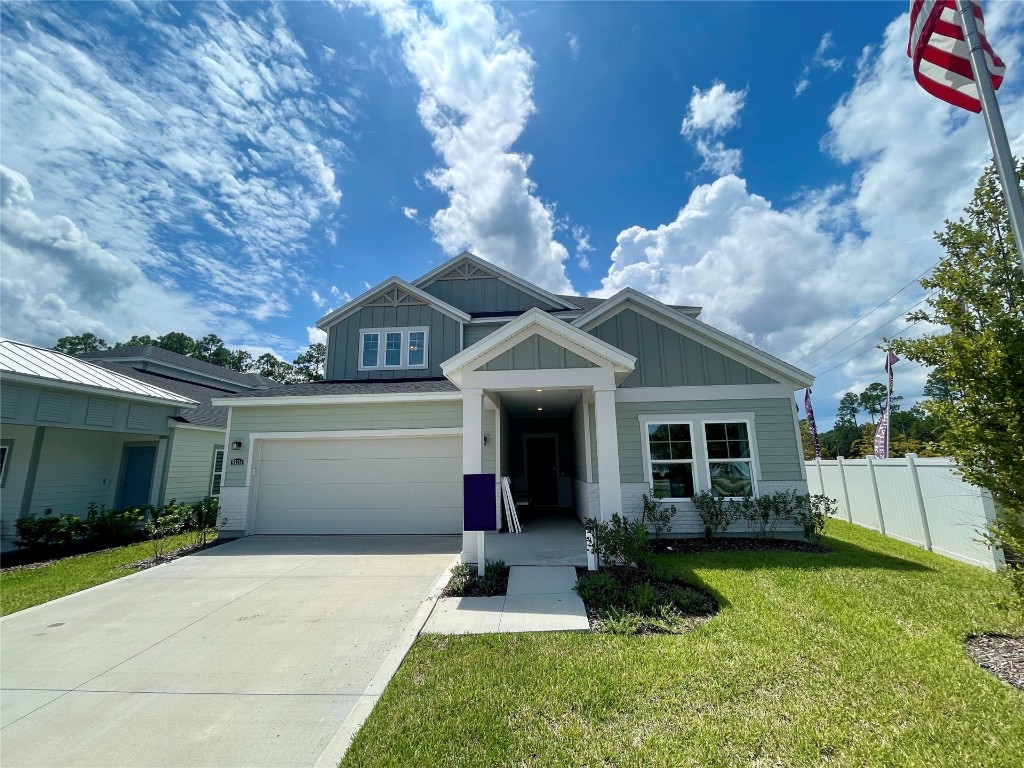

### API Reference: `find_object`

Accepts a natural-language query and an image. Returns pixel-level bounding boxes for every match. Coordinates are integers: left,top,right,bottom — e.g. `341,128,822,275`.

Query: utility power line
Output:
813,317,928,377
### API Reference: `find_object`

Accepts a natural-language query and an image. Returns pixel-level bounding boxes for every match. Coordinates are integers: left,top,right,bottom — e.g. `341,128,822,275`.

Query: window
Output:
0,441,11,488
358,327,429,369
703,422,753,497
647,423,695,499
210,448,224,496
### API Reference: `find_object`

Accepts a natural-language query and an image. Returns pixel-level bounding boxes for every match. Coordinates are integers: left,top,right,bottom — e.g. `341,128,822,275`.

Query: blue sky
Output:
1,1,1022,426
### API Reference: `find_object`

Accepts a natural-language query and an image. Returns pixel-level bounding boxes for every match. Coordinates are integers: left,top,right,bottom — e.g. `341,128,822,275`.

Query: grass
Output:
0,533,201,616
342,520,1024,767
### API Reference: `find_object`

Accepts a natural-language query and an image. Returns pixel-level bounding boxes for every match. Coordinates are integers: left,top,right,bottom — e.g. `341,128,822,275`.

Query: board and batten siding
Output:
482,335,598,371
164,428,222,503
223,400,462,487
589,309,775,388
614,398,803,484
325,305,462,380
420,276,556,314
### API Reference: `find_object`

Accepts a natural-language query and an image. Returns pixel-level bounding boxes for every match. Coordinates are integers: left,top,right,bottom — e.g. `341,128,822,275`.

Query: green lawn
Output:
343,520,1023,768
0,533,200,616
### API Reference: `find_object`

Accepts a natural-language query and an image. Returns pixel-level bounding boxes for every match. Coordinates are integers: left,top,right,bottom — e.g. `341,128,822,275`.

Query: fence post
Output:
865,455,886,536
836,456,853,523
815,456,825,496
904,453,932,551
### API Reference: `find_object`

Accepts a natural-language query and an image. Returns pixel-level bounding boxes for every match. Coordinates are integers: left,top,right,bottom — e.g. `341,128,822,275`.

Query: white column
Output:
593,386,622,522
461,389,484,564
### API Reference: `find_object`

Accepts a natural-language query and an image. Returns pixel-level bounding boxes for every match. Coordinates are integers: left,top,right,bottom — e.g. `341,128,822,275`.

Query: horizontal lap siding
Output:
589,309,775,387
28,429,136,516
223,401,462,487
165,428,221,503
615,399,802,483
325,305,461,380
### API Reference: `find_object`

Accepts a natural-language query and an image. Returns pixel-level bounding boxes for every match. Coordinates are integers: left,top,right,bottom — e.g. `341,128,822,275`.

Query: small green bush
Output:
667,585,715,614
593,514,651,572
574,571,623,611
14,513,84,550
83,503,143,547
691,491,735,540
447,564,475,596
641,490,676,540
791,494,835,542
479,559,506,596
145,503,187,562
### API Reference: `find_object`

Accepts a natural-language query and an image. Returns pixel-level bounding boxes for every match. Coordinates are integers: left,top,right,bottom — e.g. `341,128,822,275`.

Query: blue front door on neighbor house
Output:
119,445,156,509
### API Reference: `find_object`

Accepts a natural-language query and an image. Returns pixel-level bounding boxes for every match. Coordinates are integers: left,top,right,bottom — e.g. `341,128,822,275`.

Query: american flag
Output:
908,0,1005,113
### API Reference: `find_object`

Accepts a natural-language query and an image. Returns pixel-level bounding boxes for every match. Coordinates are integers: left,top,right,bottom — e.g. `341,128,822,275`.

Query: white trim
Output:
462,389,484,475
581,398,593,484
210,392,461,407
315,276,471,330
413,251,579,311
357,326,430,371
460,368,617,391
573,289,813,388
442,307,636,386
468,313,581,324
168,421,225,433
615,383,798,402
638,412,760,501
0,370,197,408
593,387,622,520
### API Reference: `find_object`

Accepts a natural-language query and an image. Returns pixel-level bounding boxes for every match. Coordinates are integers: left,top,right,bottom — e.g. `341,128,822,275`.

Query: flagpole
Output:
956,0,1024,273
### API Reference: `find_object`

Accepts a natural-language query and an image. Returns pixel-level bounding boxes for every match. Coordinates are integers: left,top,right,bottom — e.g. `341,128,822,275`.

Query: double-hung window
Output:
703,422,753,497
359,327,429,370
646,423,695,499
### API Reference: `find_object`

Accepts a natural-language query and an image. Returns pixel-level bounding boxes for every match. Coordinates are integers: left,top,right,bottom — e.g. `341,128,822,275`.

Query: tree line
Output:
52,331,325,384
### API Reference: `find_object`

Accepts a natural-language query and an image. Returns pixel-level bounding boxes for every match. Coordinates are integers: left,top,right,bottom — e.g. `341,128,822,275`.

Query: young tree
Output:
836,392,861,426
292,342,326,382
52,333,108,355
857,383,889,424
888,161,1024,599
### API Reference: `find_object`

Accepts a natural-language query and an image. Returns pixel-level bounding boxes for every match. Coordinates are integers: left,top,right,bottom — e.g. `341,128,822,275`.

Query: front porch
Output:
481,507,587,566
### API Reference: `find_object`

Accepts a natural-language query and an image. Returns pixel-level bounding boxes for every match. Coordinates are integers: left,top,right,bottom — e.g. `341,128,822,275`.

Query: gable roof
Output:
80,345,276,391
572,288,813,388
93,361,235,428
442,307,636,386
315,276,471,330
0,339,197,407
414,251,580,312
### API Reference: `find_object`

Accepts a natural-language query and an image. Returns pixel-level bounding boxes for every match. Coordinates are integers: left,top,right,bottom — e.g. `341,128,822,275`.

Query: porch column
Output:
462,389,484,563
593,386,622,522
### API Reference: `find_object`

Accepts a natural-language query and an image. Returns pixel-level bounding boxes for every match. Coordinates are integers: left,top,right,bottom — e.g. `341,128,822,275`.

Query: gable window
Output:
210,448,224,496
358,327,429,370
703,422,753,497
646,423,695,499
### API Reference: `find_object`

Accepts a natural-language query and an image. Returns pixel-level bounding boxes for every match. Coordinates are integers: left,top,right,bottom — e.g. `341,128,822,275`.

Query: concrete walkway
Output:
422,565,590,634
0,535,459,768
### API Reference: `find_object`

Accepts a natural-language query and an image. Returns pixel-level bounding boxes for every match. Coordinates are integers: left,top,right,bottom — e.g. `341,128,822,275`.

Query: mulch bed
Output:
648,537,831,555
440,565,511,598
965,634,1024,691
1,535,148,570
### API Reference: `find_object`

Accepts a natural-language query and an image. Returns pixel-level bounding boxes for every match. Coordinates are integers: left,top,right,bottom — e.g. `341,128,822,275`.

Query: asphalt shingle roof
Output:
93,362,233,427
81,346,277,389
218,378,459,399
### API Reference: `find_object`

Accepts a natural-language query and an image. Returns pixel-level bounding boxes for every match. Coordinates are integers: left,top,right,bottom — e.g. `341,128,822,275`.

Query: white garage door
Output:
253,435,463,534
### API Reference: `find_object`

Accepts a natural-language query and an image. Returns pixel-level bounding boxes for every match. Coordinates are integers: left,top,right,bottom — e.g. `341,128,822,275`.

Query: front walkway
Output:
422,565,589,634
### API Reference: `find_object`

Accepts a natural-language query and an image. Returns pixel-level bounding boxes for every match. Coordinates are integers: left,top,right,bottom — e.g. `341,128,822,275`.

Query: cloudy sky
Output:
1,1,1022,426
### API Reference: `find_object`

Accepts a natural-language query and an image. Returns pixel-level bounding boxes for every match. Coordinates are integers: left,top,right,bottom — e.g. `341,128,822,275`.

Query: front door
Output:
525,436,558,505
119,445,156,509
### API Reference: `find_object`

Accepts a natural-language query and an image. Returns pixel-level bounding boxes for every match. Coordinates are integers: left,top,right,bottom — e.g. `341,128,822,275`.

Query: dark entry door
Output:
119,445,156,509
526,437,558,505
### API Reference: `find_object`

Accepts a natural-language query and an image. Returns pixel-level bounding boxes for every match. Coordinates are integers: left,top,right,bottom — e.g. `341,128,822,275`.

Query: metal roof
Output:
0,339,197,406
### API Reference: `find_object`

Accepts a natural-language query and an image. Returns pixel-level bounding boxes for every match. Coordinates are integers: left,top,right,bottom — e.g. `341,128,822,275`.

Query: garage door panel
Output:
253,435,464,535
257,457,462,486
258,437,460,462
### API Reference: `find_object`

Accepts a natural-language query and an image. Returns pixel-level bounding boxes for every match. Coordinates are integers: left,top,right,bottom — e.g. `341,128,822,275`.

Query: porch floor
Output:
482,508,587,567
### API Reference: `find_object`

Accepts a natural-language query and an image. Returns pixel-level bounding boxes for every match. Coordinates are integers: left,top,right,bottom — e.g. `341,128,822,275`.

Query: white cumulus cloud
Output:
680,82,747,174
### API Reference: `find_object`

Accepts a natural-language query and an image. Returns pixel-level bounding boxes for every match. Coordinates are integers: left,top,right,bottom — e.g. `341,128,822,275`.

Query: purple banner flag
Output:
874,352,901,459
804,388,821,459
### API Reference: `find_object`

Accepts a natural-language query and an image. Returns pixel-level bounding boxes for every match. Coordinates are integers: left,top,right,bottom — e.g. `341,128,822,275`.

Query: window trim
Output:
642,420,698,501
210,446,225,497
639,412,760,502
0,440,12,488
358,326,430,370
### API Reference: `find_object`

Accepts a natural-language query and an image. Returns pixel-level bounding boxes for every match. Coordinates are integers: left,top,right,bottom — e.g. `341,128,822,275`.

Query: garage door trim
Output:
244,427,463,535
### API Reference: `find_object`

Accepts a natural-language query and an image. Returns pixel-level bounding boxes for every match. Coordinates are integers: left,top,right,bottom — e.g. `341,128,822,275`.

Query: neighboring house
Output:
0,342,275,552
212,252,814,563
0,340,197,552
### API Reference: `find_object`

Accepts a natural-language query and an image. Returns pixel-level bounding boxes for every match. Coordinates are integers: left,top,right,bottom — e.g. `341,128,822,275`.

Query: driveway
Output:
0,535,459,768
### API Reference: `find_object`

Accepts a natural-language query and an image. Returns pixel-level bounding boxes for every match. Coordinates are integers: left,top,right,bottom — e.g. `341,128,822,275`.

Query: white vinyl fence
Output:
806,455,1003,571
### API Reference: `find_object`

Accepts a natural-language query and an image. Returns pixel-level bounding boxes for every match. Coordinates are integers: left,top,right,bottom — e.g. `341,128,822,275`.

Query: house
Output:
212,252,814,563
0,342,274,552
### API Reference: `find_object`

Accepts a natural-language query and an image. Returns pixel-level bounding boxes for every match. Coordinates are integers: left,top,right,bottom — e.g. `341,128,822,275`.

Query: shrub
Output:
574,571,624,611
791,494,835,542
666,585,715,614
691,491,735,541
83,503,143,547
145,503,186,562
447,564,475,596
593,514,651,573
14,513,84,550
479,559,506,596
983,504,1024,608
641,490,677,540
181,497,222,549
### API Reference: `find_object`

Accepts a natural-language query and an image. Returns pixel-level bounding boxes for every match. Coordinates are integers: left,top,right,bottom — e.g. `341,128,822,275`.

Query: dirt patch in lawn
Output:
966,634,1024,691
649,537,831,555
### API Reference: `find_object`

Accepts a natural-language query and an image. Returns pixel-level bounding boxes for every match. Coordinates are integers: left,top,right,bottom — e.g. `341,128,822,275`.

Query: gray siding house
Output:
213,252,814,563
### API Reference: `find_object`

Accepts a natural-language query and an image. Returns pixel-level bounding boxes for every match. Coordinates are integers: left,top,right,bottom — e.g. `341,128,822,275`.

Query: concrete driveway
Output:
0,535,459,768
